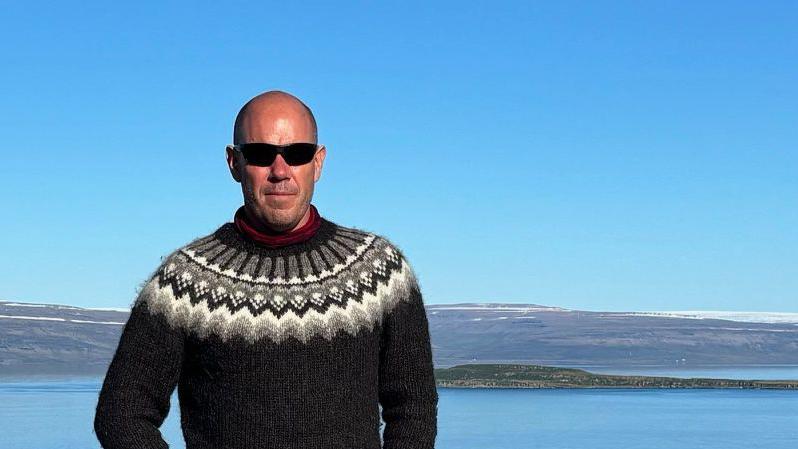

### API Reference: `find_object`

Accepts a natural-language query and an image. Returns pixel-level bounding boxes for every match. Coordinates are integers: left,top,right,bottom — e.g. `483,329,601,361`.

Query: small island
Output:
434,364,798,389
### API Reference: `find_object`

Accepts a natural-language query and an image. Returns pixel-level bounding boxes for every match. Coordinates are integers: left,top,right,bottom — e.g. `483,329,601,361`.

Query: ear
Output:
225,145,242,183
313,145,326,182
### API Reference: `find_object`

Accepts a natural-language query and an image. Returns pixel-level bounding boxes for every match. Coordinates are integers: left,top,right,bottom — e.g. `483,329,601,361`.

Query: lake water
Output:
1,368,796,449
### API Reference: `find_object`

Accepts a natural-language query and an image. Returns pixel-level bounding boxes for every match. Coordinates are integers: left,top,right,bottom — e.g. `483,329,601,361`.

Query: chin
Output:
266,207,301,224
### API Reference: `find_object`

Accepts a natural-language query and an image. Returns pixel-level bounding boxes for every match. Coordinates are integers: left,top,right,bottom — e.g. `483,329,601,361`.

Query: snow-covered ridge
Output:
424,304,798,324
616,311,798,324
0,314,125,325
427,304,569,312
3,300,796,325
84,307,132,312
0,300,130,313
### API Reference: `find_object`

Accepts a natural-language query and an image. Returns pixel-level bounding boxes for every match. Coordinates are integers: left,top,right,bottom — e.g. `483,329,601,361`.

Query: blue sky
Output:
1,1,795,312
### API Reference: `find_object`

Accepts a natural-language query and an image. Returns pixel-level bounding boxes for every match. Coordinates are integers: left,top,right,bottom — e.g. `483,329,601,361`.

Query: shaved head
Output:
226,90,326,233
233,90,318,144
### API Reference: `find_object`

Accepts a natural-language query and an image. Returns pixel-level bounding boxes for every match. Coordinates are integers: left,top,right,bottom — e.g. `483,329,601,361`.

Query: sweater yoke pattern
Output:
95,215,439,449
136,218,419,344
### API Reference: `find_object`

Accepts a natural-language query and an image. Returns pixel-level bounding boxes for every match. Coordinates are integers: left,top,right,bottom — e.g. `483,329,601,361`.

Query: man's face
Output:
226,110,326,232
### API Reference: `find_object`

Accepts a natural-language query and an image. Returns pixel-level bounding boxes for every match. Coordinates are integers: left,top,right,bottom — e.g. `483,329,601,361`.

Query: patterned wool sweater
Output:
93,215,439,449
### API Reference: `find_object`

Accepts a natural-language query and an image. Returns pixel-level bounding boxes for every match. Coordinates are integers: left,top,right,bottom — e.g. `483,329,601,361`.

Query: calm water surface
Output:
0,371,796,449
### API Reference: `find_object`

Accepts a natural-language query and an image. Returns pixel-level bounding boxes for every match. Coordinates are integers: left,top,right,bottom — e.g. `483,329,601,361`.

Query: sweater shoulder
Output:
327,221,421,284
351,227,420,284
338,225,423,311
128,224,229,308
328,220,415,261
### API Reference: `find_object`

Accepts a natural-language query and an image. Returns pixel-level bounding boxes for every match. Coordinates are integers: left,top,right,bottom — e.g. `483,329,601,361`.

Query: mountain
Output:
0,300,131,375
427,303,798,367
1,300,797,375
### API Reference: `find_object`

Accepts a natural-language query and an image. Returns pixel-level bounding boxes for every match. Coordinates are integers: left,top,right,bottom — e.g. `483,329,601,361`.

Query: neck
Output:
233,204,322,248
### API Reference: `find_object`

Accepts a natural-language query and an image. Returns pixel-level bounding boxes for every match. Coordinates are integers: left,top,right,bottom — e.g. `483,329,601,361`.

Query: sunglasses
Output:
227,142,319,166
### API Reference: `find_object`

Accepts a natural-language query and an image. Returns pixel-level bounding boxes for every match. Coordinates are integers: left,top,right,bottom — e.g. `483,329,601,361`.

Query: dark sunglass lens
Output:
240,144,277,166
283,143,317,165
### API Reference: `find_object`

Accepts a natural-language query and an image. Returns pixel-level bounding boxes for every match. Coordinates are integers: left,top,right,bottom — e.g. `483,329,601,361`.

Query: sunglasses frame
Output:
226,142,320,167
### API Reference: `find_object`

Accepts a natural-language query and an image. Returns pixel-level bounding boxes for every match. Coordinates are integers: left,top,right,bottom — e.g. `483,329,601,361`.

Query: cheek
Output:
295,167,315,189
244,167,268,189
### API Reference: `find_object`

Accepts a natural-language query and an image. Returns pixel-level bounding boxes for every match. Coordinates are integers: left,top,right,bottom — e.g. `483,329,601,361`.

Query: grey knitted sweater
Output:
93,217,438,449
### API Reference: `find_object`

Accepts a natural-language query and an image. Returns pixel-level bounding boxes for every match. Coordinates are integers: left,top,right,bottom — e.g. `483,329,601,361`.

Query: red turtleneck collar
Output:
233,204,322,248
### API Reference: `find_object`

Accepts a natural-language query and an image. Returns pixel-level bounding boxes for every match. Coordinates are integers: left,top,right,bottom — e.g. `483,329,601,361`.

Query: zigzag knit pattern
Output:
137,218,419,344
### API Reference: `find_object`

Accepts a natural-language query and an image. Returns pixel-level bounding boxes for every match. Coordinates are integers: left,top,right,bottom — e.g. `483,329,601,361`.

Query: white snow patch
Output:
70,319,125,325
617,311,798,325
0,314,65,321
1,301,130,312
0,315,124,325
86,307,131,312
1,303,53,308
428,305,568,312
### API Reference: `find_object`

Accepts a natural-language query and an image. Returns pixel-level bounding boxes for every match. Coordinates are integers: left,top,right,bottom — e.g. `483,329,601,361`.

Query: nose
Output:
268,154,292,180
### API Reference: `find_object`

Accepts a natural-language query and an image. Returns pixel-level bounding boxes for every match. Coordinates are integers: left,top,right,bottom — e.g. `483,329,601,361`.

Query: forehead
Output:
236,109,315,144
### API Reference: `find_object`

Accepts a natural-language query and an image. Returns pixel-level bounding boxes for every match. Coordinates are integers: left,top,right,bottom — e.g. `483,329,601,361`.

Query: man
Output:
93,90,439,449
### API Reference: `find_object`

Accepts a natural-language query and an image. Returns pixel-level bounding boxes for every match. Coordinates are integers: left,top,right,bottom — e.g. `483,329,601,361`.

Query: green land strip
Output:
434,364,798,389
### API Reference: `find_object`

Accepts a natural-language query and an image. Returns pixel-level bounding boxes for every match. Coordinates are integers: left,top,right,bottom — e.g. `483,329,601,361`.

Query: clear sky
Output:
1,1,795,312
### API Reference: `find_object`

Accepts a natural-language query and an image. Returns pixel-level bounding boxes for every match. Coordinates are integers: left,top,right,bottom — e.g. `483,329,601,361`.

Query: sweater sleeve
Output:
94,273,184,449
378,254,439,449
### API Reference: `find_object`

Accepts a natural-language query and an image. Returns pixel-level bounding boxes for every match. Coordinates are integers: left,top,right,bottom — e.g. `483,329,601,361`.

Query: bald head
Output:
233,90,318,145
226,90,326,234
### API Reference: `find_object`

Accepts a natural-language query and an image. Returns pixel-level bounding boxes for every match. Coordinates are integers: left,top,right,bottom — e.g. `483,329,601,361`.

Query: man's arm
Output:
378,255,439,449
94,275,184,449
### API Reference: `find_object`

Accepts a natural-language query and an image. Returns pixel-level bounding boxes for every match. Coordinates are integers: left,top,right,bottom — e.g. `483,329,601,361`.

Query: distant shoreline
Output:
434,364,798,390
3,363,798,389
